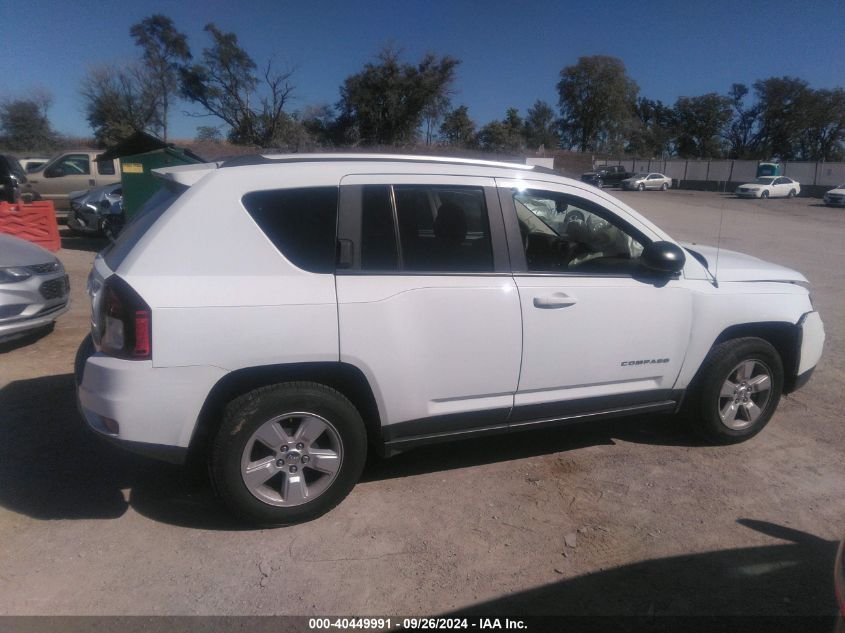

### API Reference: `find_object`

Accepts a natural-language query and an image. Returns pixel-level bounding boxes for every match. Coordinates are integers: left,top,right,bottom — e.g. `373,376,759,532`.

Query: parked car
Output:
22,151,121,213
75,153,824,526
823,184,845,207
67,183,125,238
18,157,50,173
0,234,69,343
621,173,672,191
735,177,800,199
0,154,27,203
580,165,633,188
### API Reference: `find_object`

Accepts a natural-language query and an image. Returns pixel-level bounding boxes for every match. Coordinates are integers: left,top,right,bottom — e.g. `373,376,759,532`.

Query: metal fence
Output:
596,158,845,192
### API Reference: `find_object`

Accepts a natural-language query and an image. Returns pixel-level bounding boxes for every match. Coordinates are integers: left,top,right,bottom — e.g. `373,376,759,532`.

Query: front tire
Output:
210,382,367,526
685,338,783,444
760,190,769,199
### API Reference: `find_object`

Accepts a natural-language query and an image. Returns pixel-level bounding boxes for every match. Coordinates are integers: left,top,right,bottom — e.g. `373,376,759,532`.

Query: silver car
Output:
67,183,124,236
621,172,672,191
0,234,69,343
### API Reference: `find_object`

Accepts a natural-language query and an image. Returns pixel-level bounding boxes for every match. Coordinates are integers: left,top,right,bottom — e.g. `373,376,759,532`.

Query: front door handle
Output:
533,293,578,309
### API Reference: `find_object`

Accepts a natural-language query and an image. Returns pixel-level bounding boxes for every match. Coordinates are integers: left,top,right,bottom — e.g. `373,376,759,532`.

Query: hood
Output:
680,243,807,283
825,188,845,196
0,233,56,267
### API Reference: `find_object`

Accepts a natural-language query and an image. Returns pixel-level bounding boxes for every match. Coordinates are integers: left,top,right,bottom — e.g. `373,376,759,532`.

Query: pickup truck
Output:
580,165,633,188
22,151,121,214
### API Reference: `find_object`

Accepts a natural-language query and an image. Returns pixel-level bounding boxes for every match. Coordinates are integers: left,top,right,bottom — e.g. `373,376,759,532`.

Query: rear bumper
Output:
75,339,227,460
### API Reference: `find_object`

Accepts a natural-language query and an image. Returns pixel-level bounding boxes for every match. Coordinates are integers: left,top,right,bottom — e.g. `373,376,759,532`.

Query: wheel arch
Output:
188,362,384,462
711,321,800,392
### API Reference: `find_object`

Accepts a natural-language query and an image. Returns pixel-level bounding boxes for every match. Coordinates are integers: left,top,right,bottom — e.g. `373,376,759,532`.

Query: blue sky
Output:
2,0,844,141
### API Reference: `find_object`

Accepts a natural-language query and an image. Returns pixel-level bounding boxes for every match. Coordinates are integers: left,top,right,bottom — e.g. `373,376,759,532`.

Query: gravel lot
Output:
0,190,842,618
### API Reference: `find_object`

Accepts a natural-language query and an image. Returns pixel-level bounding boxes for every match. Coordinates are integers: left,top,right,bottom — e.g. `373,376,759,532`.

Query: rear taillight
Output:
98,276,152,360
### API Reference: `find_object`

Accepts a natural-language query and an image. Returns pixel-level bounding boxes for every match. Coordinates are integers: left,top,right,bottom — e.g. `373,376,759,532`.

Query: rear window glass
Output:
103,184,184,271
242,187,338,274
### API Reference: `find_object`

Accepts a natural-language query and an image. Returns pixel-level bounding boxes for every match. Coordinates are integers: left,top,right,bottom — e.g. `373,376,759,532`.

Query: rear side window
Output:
242,187,338,274
97,159,116,175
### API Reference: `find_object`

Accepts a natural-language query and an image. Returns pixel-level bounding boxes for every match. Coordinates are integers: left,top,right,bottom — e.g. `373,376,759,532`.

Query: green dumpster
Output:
119,146,204,219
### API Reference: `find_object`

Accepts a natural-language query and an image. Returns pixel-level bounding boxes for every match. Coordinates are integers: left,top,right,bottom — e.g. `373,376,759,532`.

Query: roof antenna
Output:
712,177,726,288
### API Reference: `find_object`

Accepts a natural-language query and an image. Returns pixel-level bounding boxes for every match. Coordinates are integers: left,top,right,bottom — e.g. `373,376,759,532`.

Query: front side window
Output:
360,185,494,273
46,154,90,177
242,187,338,273
513,189,646,275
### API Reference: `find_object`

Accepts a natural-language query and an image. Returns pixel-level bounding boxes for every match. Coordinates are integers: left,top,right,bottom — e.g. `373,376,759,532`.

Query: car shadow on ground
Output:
0,372,704,530
0,324,55,353
59,227,107,253
446,520,839,625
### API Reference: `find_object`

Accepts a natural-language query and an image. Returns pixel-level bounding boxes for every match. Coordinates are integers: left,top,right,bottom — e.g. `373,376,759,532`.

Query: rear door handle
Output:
533,293,578,309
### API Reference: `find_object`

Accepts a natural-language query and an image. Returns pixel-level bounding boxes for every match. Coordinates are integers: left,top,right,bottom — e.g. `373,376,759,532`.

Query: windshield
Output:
754,177,776,185
633,173,648,178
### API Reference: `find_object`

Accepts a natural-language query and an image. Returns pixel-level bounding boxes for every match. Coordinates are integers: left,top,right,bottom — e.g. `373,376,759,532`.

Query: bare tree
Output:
81,64,160,146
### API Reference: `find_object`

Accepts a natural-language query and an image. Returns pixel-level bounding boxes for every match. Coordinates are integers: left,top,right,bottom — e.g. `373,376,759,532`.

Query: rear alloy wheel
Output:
685,337,783,443
788,189,796,198
661,182,669,191
211,382,367,526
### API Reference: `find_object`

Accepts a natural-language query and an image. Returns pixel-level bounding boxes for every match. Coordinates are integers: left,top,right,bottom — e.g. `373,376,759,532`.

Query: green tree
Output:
180,24,294,147
753,76,809,159
723,84,761,159
130,14,192,142
795,88,845,161
557,55,638,153
439,105,476,147
673,93,732,158
81,64,159,146
478,107,524,152
337,47,460,145
522,100,560,150
626,98,675,157
0,92,57,151
195,125,222,142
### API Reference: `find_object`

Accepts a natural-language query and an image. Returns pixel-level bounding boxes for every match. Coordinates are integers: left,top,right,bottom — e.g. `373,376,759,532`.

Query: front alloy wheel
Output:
685,337,783,443
717,360,773,430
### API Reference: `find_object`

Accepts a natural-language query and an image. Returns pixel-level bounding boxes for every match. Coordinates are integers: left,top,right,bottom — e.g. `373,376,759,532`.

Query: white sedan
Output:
621,172,672,191
823,184,845,207
735,176,800,199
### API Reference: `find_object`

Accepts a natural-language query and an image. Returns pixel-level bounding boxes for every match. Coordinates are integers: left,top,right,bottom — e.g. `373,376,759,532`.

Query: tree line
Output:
1,15,843,162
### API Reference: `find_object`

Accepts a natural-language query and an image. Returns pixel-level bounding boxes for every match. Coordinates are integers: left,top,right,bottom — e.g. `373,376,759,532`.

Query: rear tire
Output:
788,189,796,198
210,382,367,526
661,182,668,191
684,338,783,444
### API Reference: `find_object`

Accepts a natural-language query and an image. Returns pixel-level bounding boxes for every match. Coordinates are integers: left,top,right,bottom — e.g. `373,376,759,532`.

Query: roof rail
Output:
218,152,537,171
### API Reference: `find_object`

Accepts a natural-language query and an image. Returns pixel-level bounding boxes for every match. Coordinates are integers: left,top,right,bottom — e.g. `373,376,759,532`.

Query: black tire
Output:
595,178,604,189
661,182,668,191
638,183,645,191
761,190,769,199
210,381,367,526
684,337,783,444
788,189,796,198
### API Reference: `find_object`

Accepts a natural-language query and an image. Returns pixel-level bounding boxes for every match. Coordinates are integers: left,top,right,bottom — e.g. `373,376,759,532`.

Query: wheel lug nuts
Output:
289,465,298,473
280,445,288,452
296,442,304,450
276,459,285,467
301,455,310,463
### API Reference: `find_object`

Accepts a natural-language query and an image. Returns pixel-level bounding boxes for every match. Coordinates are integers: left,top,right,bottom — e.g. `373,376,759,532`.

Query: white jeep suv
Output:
75,154,825,526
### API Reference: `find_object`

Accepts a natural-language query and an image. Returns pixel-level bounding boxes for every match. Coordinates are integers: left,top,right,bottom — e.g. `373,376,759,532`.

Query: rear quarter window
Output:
242,187,339,274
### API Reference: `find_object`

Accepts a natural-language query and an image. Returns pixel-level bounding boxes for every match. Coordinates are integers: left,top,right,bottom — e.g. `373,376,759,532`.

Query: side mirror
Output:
642,241,686,275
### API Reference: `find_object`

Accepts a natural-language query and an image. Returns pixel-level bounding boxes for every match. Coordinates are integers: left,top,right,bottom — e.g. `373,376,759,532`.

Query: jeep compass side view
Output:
75,154,825,526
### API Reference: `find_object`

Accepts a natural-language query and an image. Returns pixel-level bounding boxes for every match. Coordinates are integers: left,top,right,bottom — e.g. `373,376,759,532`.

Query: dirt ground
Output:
0,190,842,618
